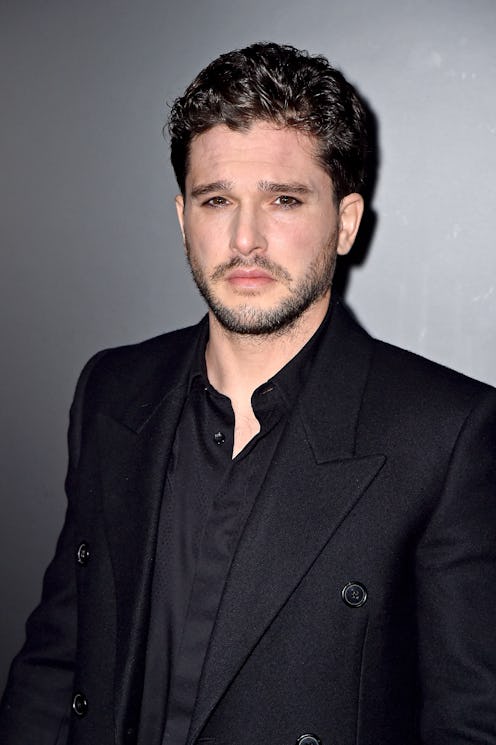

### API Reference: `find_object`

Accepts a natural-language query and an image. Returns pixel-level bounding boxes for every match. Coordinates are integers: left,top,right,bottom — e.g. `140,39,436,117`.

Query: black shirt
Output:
137,301,333,745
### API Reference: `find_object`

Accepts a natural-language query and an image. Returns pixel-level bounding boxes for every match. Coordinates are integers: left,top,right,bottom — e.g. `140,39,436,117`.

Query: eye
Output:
203,196,229,208
274,195,301,208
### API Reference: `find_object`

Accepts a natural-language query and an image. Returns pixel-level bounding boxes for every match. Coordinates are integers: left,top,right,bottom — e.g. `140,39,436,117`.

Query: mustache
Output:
210,255,292,284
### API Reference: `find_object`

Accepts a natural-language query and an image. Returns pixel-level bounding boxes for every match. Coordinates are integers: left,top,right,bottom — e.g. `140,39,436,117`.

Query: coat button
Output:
341,581,367,607
296,735,322,745
76,542,90,566
72,692,88,717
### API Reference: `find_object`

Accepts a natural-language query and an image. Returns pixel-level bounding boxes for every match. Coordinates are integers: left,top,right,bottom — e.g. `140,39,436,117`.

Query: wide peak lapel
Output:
91,318,206,737
300,297,376,463
188,433,385,744
100,389,186,738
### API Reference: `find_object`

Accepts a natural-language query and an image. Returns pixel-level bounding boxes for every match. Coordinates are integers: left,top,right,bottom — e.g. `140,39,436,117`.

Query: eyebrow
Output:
190,181,233,198
189,179,312,199
258,180,312,195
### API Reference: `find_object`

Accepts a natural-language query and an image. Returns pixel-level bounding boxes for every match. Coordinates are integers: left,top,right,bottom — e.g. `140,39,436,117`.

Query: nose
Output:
229,204,268,256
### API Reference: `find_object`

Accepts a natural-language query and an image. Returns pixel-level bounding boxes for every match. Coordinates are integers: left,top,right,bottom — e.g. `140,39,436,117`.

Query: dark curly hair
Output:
167,42,369,203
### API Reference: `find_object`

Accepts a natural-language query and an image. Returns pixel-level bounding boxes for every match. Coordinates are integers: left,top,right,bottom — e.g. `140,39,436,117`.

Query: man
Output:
0,41,495,745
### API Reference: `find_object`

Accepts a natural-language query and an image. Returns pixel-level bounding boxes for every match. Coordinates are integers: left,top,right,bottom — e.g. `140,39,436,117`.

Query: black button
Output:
76,542,90,566
72,692,88,717
342,581,367,607
213,431,225,445
296,735,322,745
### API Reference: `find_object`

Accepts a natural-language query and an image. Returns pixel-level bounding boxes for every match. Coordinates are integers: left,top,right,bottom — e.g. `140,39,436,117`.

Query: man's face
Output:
176,121,362,335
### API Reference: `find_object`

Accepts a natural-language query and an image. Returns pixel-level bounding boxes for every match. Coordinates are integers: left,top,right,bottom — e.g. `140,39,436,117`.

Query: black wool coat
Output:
1,298,496,745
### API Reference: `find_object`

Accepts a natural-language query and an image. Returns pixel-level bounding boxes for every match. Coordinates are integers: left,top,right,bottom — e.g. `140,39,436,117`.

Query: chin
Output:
209,298,316,336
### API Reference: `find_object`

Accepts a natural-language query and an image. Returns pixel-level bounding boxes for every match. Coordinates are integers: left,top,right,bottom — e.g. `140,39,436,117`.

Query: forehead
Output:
186,122,330,187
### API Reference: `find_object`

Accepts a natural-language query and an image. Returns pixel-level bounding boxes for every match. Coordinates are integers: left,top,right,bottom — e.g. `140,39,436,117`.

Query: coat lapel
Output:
188,299,387,743
188,429,385,744
93,319,207,739
99,390,185,739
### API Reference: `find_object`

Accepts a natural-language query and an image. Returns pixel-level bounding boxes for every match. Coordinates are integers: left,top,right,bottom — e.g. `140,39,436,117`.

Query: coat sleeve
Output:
0,352,106,745
416,386,496,744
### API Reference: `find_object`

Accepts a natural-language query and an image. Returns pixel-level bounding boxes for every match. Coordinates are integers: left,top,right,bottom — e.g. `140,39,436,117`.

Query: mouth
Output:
225,267,275,289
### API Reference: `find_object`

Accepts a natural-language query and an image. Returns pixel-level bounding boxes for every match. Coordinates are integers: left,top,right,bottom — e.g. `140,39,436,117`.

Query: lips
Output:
225,268,275,288
227,268,273,279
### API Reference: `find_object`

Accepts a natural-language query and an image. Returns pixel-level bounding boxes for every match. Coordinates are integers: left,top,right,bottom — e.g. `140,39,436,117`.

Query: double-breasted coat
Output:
1,298,496,745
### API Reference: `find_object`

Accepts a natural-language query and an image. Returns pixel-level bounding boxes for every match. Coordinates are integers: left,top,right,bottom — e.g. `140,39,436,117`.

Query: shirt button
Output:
213,431,226,445
72,692,88,717
76,542,90,566
296,735,322,745
341,581,368,607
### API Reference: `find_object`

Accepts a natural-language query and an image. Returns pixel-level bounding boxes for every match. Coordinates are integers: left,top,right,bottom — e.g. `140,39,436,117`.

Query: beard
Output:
185,233,338,336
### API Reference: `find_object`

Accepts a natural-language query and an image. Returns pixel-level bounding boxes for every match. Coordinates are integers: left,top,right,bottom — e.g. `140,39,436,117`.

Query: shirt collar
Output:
264,293,335,411
188,294,336,412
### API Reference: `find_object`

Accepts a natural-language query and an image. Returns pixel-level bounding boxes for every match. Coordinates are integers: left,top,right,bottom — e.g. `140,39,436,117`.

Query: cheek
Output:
186,212,230,243
185,225,226,267
272,218,328,260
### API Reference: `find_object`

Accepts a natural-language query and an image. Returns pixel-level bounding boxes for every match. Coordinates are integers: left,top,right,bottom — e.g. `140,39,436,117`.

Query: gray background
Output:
1,0,495,691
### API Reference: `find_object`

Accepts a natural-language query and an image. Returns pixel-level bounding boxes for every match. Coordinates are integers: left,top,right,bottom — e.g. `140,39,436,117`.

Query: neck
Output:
205,291,330,403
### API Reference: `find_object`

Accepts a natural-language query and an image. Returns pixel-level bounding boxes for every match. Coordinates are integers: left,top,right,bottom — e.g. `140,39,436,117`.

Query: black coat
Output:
1,298,496,745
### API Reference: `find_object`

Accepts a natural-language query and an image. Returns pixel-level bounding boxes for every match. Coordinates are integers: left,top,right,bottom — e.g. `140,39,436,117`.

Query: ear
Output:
175,194,186,245
336,193,364,256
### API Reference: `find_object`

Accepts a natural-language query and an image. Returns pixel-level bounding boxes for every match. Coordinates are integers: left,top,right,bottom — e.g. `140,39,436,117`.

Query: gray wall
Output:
1,0,495,690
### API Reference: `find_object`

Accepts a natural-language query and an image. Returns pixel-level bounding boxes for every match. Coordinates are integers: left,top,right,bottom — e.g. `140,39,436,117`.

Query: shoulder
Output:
361,334,496,453
92,320,203,375
333,298,495,423
72,317,207,413
370,336,494,407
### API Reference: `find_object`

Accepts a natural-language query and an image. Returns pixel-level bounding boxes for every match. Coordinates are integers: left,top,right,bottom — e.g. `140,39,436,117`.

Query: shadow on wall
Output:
333,93,380,302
